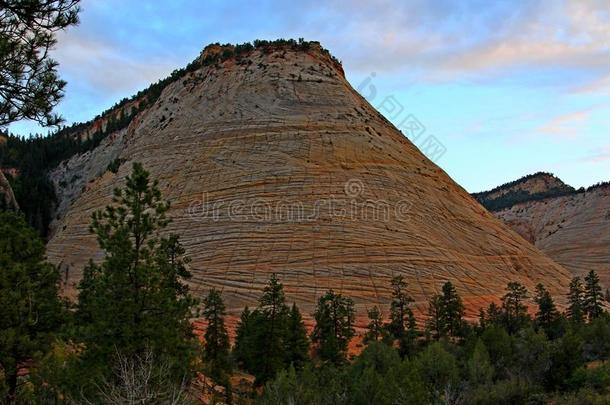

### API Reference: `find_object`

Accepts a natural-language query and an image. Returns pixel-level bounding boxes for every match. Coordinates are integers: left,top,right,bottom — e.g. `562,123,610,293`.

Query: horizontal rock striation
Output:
495,186,610,286
46,43,572,323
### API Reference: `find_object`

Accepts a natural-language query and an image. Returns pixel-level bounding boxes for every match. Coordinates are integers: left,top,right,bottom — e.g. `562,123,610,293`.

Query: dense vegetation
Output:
2,163,610,404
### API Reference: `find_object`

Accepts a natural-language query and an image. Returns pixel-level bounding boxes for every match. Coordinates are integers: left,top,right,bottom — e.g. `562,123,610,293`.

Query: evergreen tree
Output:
284,303,309,370
439,281,464,338
485,302,503,326
426,294,444,340
233,306,254,368
388,275,415,339
467,339,494,385
255,273,290,383
584,270,604,321
0,0,80,128
501,282,529,333
364,306,385,344
387,275,417,356
75,163,198,378
534,283,559,334
202,288,231,383
426,282,464,339
0,211,65,403
567,277,585,324
311,289,355,365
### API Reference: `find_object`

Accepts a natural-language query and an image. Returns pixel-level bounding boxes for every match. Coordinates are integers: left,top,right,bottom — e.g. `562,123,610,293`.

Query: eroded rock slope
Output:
46,43,572,322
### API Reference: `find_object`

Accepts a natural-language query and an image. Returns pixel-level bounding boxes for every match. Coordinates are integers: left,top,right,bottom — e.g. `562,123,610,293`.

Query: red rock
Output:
45,42,572,326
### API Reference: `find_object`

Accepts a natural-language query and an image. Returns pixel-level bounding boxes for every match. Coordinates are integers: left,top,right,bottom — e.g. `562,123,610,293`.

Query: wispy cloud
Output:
582,145,610,164
54,32,179,95
537,110,592,138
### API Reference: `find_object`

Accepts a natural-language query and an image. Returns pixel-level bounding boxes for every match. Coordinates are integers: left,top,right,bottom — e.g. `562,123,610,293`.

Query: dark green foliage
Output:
440,281,465,337
584,270,605,321
233,306,254,368
387,275,418,356
580,317,610,361
284,303,309,370
74,163,198,385
535,283,561,337
426,294,444,340
472,172,575,211
480,325,512,376
255,274,290,383
260,344,428,405
568,277,586,324
234,274,292,384
414,342,460,402
5,162,56,235
0,0,80,127
501,282,530,334
311,289,355,365
427,281,465,339
258,278,610,405
567,364,610,392
467,339,494,385
0,211,65,402
472,172,610,212
364,306,385,344
466,377,541,405
202,288,231,383
545,331,584,390
346,342,404,405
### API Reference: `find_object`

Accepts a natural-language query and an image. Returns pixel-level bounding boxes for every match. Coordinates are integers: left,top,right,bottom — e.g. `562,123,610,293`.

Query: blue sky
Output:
8,0,610,192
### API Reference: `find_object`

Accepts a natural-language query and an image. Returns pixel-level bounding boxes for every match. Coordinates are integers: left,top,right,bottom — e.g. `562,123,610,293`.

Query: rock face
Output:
473,172,575,212
46,42,571,323
494,185,610,286
0,171,18,211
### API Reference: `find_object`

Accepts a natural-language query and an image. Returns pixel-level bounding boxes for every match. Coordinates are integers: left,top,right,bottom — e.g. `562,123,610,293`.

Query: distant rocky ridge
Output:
42,39,571,325
473,172,575,212
477,173,610,286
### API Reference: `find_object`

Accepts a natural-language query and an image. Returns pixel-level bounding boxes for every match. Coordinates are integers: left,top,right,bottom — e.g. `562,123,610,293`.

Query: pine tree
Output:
252,274,290,383
426,282,464,340
202,288,231,383
439,281,464,338
426,294,444,340
534,283,559,333
0,211,65,403
284,303,309,370
485,302,503,326
311,289,355,365
567,277,585,324
501,282,529,333
233,306,254,368
0,0,80,128
364,306,385,344
388,275,415,339
584,270,604,321
75,163,198,377
387,275,418,356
